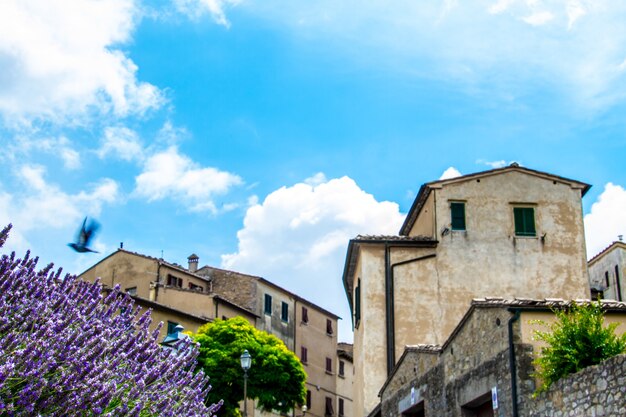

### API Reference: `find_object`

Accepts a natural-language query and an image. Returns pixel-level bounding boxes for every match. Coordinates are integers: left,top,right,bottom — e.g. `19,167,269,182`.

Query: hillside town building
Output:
588,239,626,301
342,164,593,417
79,250,351,417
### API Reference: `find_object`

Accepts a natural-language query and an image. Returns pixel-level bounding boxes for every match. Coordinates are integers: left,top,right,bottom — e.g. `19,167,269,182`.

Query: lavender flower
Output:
0,224,222,416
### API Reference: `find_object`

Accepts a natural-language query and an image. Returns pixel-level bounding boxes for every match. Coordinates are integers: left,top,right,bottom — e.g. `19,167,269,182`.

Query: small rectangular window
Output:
302,306,309,323
301,346,308,364
338,399,344,417
281,301,289,322
339,360,345,377
450,202,466,231
325,357,332,373
189,282,204,292
167,274,182,288
167,321,179,335
125,287,137,296
264,294,272,315
306,390,311,409
605,271,610,288
325,397,334,416
326,318,333,335
514,207,536,237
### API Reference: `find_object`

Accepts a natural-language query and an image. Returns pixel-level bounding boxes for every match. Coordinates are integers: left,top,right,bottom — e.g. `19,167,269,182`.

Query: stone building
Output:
341,164,592,417
378,298,626,417
79,249,352,417
337,343,354,417
588,240,626,301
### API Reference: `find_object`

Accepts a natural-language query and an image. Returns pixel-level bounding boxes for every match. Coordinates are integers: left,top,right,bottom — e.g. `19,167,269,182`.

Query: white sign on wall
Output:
492,386,498,410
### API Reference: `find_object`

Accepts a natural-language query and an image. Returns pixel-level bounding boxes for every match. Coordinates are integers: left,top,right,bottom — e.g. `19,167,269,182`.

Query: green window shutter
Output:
514,207,536,236
450,202,466,230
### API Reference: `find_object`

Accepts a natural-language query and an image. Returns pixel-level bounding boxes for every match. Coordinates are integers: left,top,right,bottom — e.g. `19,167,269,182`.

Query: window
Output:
450,202,466,231
281,301,289,322
188,282,204,292
301,346,308,364
513,207,536,237
125,287,137,296
355,279,361,327
325,397,334,416
302,306,309,323
616,265,623,301
338,360,345,377
167,321,179,335
306,390,311,409
325,357,332,373
167,274,182,288
338,399,344,417
264,294,272,315
605,271,610,288
326,319,333,335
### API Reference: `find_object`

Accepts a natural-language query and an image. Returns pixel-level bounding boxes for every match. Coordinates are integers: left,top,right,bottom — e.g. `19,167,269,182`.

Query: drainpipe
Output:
384,247,436,375
507,308,521,417
154,261,162,302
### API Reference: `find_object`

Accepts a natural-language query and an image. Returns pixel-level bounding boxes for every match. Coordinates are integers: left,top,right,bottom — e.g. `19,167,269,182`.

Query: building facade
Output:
79,250,352,417
588,240,626,301
342,164,592,417
378,298,626,417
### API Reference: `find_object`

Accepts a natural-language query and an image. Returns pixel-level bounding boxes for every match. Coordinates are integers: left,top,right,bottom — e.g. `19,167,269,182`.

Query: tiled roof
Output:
470,297,626,310
588,241,626,265
354,234,435,242
405,344,442,353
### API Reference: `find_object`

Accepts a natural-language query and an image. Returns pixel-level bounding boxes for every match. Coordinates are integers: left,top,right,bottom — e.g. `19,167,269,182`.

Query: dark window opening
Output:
616,265,623,301
605,271,610,288
188,282,204,292
281,301,289,322
514,207,536,237
401,401,424,417
339,360,345,377
306,390,311,409
326,319,333,335
325,357,332,374
338,399,344,417
302,306,309,323
264,294,272,315
167,321,179,335
167,274,183,288
450,202,466,231
301,346,308,364
125,287,137,296
325,397,334,416
462,392,494,417
355,280,361,327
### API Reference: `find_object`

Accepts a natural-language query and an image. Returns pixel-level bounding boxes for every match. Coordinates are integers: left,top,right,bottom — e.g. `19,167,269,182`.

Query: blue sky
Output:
1,0,626,342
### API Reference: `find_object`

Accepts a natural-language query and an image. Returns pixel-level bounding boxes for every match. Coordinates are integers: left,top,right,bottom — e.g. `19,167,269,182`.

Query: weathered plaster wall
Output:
337,354,354,417
256,281,295,349
410,191,435,238
588,244,626,301
156,286,214,318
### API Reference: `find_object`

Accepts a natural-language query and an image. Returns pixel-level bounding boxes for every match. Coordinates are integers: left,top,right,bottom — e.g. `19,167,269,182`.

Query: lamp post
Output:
240,350,252,417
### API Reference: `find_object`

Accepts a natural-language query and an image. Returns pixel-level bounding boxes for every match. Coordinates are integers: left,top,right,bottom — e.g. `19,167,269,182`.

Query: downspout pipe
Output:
508,308,521,417
384,247,436,375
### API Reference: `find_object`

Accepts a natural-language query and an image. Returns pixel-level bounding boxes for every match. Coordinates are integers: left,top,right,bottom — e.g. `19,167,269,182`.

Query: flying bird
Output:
68,217,100,253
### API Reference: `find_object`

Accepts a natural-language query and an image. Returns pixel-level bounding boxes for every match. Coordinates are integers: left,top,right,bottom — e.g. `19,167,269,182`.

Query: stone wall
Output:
525,354,626,417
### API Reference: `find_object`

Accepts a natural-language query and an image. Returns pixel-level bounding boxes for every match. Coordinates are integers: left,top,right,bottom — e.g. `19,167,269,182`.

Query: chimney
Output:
188,253,199,273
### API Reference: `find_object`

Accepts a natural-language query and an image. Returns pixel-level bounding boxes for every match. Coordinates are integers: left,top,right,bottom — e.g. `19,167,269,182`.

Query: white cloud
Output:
1,135,82,170
439,166,462,180
0,165,119,252
231,0,626,109
0,0,162,125
134,146,242,213
98,126,144,162
173,0,240,27
584,182,626,258
221,175,405,341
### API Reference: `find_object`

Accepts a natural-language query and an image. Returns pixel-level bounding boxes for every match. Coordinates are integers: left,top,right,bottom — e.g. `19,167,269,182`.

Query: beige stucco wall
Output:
588,244,626,301
296,301,338,417
351,171,591,417
156,286,214,318
411,191,435,237
519,309,626,357
336,356,353,417
145,303,208,341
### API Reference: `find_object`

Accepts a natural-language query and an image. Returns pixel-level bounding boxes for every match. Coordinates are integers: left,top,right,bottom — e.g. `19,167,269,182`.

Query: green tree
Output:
191,317,307,417
533,300,626,393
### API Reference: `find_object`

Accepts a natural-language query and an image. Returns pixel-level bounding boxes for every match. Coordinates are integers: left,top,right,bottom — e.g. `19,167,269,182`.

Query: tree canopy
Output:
191,317,307,417
533,300,626,393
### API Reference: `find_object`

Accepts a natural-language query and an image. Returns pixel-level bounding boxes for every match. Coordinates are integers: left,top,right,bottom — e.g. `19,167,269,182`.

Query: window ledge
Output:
325,371,334,375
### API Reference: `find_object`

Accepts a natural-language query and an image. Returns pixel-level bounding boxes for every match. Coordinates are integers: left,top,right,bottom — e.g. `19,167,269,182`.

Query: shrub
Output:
0,224,221,416
533,300,626,393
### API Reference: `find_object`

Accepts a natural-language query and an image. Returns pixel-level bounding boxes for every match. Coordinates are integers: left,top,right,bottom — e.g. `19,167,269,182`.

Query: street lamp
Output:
240,350,252,417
